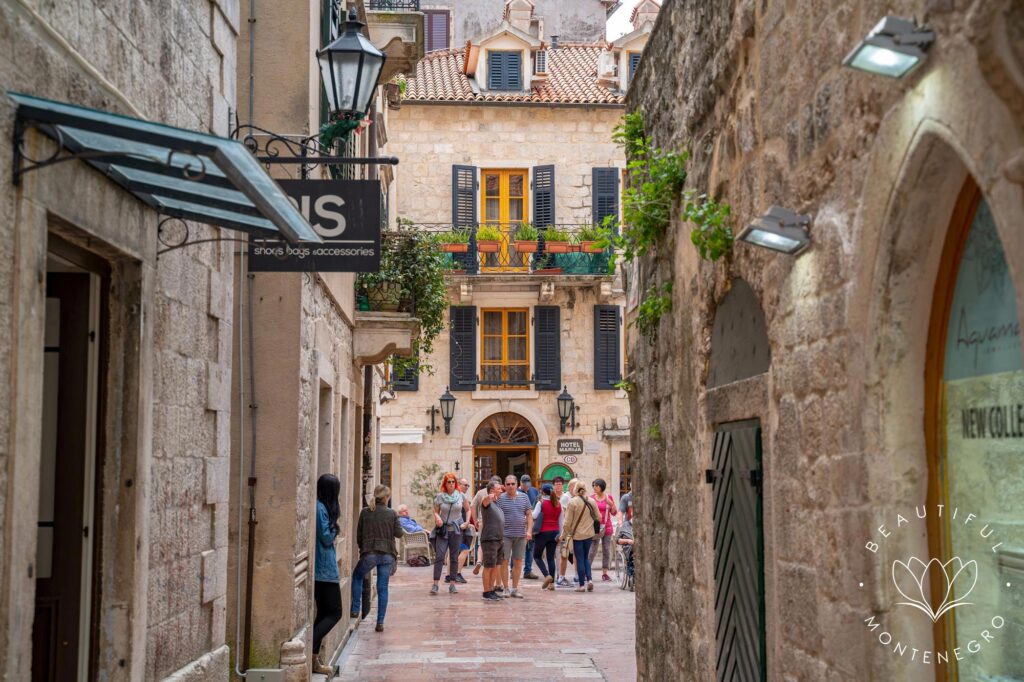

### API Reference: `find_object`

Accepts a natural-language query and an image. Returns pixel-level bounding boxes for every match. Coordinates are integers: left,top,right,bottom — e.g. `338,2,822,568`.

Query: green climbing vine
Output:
599,111,734,339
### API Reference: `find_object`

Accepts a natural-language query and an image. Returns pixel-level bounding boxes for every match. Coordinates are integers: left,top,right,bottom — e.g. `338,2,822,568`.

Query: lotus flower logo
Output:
892,556,977,622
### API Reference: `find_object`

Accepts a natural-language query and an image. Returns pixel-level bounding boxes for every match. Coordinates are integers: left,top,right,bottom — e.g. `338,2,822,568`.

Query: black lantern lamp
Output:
439,386,456,435
317,9,386,148
557,386,578,434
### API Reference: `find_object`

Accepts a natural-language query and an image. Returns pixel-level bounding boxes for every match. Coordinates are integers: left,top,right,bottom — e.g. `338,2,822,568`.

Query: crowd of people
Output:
307,470,636,673
425,472,636,600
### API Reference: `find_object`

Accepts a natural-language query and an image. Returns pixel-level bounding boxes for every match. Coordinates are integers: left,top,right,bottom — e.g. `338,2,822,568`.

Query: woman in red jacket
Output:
531,483,562,590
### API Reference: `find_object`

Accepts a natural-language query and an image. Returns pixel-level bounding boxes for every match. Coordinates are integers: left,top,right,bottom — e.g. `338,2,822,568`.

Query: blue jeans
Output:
350,553,395,624
573,539,593,584
523,538,536,574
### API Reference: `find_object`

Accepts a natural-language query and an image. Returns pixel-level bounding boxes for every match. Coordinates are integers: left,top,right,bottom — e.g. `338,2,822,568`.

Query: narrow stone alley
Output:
328,567,636,681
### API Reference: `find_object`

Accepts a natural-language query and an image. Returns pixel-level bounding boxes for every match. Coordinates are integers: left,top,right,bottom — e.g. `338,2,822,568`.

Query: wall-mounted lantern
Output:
439,386,456,435
737,206,811,256
843,16,934,79
557,386,580,434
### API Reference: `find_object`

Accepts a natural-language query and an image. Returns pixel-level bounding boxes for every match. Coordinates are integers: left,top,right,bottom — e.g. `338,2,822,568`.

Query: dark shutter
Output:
488,51,522,90
594,305,621,389
592,167,620,230
424,10,450,53
532,165,555,228
451,165,477,273
449,306,477,391
391,361,419,391
629,53,642,82
533,306,560,391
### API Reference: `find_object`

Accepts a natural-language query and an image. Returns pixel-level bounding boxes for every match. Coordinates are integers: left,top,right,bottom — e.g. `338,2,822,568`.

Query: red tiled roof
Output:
404,44,624,105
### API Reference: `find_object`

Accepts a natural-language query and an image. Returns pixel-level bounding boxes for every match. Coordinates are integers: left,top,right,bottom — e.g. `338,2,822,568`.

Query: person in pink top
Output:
588,478,618,581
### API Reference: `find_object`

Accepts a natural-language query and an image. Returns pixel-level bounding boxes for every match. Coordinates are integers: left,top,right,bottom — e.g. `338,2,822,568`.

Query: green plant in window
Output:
357,224,448,376
543,227,571,242
577,224,602,242
632,281,673,342
436,230,470,244
475,225,503,242
514,223,539,241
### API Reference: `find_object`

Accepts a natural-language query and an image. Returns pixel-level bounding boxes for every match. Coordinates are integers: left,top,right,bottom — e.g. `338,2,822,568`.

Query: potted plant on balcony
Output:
542,227,572,253
514,223,539,253
437,229,470,253
578,224,606,253
475,225,502,253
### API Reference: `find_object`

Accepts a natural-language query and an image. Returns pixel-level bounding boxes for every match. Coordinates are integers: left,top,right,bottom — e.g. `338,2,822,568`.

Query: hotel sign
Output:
557,439,584,456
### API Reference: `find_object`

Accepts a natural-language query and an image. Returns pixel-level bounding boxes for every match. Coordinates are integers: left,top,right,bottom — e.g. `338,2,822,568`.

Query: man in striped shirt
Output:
495,474,533,598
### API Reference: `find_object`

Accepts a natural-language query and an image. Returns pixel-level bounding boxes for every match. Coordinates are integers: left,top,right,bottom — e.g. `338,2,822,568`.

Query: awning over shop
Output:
9,92,320,244
380,427,424,444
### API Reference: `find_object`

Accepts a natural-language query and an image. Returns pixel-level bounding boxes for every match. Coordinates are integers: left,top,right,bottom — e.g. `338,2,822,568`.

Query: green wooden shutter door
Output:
534,306,560,391
592,167,620,230
593,305,621,389
449,306,477,391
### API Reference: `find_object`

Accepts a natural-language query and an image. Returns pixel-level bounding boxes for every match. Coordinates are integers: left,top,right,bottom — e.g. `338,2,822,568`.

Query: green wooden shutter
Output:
449,306,477,391
489,51,522,90
594,305,621,389
452,165,478,273
629,53,642,82
532,165,555,228
592,167,620,230
391,360,419,391
533,306,560,391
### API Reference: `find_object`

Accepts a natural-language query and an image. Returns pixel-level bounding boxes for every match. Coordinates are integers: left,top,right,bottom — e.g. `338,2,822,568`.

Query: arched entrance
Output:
472,412,538,491
926,177,1023,679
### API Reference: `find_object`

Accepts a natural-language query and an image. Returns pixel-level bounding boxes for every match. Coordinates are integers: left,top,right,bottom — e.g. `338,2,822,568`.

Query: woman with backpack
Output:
531,483,562,590
588,478,618,582
560,480,600,592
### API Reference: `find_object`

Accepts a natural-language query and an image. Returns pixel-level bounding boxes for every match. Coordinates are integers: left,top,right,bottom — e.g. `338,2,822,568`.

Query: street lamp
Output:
439,386,456,435
843,16,934,79
316,8,386,151
737,206,811,256
557,386,578,434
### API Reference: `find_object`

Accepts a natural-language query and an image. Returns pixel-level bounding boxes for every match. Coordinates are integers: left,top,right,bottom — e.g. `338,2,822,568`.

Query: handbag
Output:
433,494,457,540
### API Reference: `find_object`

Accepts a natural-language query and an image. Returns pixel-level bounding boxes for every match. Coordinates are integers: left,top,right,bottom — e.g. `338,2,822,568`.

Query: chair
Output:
401,530,434,564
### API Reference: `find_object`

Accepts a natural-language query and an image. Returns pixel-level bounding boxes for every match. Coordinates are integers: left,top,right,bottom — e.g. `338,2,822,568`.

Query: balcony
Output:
363,0,424,82
409,223,614,277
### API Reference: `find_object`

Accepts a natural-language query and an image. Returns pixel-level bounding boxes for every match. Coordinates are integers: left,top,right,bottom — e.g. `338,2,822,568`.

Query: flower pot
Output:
534,267,564,275
580,241,604,254
515,240,538,253
441,242,469,253
476,240,500,253
544,241,571,253
366,282,402,312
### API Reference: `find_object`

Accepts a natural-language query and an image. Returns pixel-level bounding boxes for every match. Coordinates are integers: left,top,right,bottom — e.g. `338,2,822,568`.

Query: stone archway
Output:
470,412,539,491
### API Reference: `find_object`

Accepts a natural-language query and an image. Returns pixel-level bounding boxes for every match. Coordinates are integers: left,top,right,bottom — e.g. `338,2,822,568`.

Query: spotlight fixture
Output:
737,206,811,256
843,16,934,79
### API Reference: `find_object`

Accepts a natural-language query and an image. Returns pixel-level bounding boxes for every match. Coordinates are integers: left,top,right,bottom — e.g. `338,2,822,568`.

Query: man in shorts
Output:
479,480,505,601
496,474,532,598
471,476,502,576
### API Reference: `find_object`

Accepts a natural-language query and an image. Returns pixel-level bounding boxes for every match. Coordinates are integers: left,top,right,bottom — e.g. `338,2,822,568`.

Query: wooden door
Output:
480,169,528,271
710,420,766,682
33,273,91,682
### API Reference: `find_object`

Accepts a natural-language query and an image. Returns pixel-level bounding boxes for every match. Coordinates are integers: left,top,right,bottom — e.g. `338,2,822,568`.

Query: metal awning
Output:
9,92,321,244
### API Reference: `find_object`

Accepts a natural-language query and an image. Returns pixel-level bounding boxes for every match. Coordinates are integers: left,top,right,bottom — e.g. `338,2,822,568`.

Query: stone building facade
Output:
226,1,420,678
0,0,241,679
625,1,1024,680
377,1,659,523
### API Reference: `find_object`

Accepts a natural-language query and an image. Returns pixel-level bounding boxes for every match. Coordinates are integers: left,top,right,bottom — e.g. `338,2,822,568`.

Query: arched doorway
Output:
472,412,538,491
926,178,1023,679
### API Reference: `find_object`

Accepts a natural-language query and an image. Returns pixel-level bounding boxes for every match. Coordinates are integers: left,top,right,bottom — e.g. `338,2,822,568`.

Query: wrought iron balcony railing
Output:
366,0,421,10
403,223,613,276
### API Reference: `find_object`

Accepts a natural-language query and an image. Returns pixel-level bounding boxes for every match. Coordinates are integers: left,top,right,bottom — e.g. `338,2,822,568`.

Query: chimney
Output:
630,0,661,30
503,0,534,35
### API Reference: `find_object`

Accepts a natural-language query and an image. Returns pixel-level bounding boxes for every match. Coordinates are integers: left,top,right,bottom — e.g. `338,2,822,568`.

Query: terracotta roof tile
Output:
404,44,624,105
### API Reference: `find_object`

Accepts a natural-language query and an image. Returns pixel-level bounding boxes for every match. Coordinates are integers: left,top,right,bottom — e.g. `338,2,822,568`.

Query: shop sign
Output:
557,439,583,456
249,179,381,272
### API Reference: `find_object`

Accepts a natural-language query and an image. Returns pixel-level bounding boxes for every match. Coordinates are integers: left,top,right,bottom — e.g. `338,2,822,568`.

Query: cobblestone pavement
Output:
331,564,636,681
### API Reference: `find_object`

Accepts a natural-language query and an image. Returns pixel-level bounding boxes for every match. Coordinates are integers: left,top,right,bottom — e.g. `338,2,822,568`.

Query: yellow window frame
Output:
480,308,530,389
480,169,529,272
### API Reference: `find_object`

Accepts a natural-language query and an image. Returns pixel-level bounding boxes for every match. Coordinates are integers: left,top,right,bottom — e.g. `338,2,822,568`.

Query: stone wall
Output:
0,0,238,679
388,103,623,227
625,0,1024,680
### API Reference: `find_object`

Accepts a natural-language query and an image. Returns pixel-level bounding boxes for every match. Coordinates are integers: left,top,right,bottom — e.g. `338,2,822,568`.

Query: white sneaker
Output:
509,588,524,599
556,577,571,587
